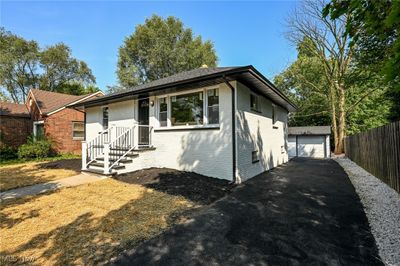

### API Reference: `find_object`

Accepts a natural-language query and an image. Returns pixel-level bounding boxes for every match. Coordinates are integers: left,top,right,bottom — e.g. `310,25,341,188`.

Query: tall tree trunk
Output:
329,85,338,154
335,83,346,154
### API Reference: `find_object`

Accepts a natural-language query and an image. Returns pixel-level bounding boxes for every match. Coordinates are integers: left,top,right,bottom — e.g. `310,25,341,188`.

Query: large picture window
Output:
72,122,84,140
158,97,168,127
171,92,203,126
207,89,219,124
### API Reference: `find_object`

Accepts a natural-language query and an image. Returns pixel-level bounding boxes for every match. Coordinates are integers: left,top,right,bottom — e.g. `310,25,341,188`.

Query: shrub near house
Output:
0,89,103,155
18,136,53,159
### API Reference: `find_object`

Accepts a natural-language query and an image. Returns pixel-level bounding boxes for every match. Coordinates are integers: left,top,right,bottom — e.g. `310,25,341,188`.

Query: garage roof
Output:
288,126,331,135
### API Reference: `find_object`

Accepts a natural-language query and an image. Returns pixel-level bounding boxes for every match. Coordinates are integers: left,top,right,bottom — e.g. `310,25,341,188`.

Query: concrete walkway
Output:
111,158,383,265
0,173,105,200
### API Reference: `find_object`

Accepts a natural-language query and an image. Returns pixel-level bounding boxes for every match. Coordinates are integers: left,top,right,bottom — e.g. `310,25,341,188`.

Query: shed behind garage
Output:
288,126,331,158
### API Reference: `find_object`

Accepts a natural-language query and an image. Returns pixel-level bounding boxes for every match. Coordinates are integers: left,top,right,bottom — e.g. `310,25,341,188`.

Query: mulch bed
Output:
37,159,82,172
114,168,235,205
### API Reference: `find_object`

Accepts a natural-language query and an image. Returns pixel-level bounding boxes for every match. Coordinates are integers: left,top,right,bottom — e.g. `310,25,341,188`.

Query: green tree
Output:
274,47,331,127
281,0,395,153
117,15,218,88
0,28,39,103
0,28,97,103
275,38,392,138
323,0,400,90
39,43,96,93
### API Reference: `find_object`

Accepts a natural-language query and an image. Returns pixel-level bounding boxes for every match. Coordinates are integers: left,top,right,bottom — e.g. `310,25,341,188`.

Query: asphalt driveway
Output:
111,158,382,265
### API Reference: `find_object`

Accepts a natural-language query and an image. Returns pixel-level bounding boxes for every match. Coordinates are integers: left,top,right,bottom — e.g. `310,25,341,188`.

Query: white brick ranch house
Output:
70,66,297,183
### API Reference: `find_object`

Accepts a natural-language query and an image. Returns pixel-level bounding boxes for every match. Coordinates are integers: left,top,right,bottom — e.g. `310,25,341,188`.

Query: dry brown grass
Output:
0,178,194,265
0,159,80,191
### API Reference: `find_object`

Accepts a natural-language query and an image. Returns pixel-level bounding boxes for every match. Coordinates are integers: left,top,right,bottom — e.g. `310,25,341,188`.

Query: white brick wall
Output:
84,81,290,182
85,106,103,141
235,82,289,181
86,83,234,181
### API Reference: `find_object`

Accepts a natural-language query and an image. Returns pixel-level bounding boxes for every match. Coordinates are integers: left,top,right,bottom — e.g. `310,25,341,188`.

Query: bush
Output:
18,138,53,159
0,145,18,160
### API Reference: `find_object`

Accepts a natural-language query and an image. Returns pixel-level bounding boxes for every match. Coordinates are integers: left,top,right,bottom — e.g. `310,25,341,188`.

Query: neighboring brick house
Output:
0,89,103,154
0,102,32,147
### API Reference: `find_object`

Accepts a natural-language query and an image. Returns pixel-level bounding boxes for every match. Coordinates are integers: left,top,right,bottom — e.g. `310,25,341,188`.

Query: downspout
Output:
223,76,238,183
84,111,86,141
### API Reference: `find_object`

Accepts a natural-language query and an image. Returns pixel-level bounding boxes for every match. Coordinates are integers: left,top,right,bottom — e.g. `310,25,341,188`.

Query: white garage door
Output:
288,136,297,158
297,136,326,158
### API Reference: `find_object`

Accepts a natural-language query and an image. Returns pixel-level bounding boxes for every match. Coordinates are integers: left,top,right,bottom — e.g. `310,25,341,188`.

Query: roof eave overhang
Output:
69,66,297,112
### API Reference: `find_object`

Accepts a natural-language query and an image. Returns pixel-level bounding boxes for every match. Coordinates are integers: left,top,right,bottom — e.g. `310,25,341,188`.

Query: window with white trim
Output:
156,87,220,128
252,150,259,163
272,104,277,126
102,107,109,129
250,94,260,112
171,91,204,126
207,89,219,124
158,97,168,127
34,122,45,140
72,122,84,140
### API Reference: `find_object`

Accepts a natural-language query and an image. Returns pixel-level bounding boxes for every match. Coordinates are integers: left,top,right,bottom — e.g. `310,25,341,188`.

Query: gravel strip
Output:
335,157,400,266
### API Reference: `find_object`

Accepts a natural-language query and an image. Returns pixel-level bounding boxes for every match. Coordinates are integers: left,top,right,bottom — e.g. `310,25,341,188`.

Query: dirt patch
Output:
0,159,81,191
0,179,194,265
37,159,82,172
114,168,235,205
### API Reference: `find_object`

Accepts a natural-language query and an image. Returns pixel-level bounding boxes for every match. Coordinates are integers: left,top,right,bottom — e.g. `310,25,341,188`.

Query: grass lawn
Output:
0,158,81,191
0,178,195,265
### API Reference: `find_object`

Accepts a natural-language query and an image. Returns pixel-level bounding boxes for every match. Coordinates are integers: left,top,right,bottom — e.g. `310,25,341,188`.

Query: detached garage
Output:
288,126,331,158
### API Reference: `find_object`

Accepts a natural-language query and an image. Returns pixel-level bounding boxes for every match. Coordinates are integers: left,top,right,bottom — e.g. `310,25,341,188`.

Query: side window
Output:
158,97,168,127
252,150,259,163
34,123,45,140
102,107,109,130
72,122,84,140
250,94,260,112
272,104,277,126
207,89,219,124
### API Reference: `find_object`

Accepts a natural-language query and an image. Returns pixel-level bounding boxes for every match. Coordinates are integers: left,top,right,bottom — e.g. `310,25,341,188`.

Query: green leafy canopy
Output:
117,15,218,88
0,27,98,103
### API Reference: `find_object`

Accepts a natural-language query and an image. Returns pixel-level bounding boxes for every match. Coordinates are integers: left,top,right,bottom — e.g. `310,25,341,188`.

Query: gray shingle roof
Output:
107,67,240,97
288,126,331,135
70,65,297,112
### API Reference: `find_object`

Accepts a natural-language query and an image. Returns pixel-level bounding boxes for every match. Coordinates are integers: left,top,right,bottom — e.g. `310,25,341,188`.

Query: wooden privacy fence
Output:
344,121,400,193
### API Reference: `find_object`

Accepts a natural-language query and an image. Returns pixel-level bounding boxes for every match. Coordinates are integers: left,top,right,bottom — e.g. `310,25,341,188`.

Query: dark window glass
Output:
171,92,203,126
250,94,260,112
272,104,277,125
35,124,44,140
72,122,84,140
252,150,259,163
102,107,109,129
159,97,168,127
207,89,219,124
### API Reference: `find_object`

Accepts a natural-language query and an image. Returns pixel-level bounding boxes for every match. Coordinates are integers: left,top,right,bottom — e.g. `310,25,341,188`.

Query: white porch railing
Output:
82,124,153,174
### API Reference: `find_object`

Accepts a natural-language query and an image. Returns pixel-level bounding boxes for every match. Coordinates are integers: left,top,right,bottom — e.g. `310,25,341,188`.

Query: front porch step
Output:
96,158,133,164
81,169,116,176
108,152,139,158
89,162,126,170
92,145,104,148
133,146,156,152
